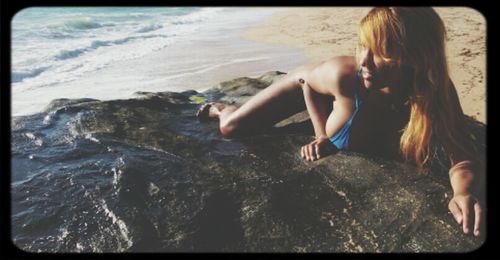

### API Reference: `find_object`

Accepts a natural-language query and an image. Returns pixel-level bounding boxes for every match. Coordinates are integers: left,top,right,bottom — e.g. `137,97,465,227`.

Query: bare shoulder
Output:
320,56,358,76
308,56,359,96
286,56,358,95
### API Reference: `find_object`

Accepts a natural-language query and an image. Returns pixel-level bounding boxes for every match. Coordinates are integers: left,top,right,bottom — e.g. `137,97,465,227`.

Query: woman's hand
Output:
448,192,484,237
300,135,333,161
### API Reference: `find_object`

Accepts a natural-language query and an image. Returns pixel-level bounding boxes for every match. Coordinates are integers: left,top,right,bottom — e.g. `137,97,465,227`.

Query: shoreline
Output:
241,7,486,124
11,7,309,118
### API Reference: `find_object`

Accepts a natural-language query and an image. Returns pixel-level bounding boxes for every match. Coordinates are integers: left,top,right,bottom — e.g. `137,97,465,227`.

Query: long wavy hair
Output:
357,7,477,174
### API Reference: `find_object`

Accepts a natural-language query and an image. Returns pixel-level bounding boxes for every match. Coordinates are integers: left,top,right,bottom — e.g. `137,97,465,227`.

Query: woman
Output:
197,7,484,237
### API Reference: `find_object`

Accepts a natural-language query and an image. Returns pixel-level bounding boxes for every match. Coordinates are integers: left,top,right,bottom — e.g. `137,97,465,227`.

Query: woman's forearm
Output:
301,82,331,138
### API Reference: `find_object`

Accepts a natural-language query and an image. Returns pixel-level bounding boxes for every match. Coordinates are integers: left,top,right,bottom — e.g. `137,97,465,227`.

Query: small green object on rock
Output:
189,95,207,104
148,182,160,196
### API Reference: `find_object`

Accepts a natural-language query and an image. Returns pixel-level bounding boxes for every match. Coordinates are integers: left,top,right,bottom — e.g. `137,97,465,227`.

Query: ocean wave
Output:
55,48,89,60
45,31,78,40
55,34,171,61
171,8,224,25
12,66,51,83
64,17,104,30
42,22,116,40
136,24,163,33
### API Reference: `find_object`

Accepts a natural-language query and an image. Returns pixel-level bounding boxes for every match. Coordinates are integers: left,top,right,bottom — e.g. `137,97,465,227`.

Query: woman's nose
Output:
359,48,373,67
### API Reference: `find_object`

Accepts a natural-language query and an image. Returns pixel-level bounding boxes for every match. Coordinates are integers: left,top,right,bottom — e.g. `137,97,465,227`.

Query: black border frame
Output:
1,0,495,259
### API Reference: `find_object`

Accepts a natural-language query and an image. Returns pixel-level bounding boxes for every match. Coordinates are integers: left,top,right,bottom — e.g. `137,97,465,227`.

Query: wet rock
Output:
11,71,486,252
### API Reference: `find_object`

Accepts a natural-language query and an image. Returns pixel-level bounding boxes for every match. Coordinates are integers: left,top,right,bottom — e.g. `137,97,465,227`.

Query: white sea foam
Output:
84,133,100,144
99,199,133,251
24,132,43,146
43,110,57,125
12,8,225,90
111,157,125,188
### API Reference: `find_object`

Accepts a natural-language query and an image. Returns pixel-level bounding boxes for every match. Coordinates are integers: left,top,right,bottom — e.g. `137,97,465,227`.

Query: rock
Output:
11,71,486,253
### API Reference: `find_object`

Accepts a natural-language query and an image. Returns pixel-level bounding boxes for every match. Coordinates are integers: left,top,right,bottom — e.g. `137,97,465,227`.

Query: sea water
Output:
11,7,307,117
12,8,214,87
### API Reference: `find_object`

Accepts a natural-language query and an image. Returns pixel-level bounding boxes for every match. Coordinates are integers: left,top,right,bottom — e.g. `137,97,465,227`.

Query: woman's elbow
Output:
219,119,238,138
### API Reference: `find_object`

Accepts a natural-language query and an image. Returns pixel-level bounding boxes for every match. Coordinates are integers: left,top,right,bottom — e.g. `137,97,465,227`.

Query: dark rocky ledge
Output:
12,71,486,252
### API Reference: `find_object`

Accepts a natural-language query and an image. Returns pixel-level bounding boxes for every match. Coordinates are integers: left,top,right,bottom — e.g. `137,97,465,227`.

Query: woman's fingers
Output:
307,143,314,161
448,200,463,224
302,145,310,160
302,144,311,161
458,198,474,235
474,202,482,237
300,140,324,161
461,202,470,234
450,196,484,236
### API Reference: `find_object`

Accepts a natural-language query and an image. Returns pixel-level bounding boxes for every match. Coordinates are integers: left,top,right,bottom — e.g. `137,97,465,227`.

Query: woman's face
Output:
358,47,403,90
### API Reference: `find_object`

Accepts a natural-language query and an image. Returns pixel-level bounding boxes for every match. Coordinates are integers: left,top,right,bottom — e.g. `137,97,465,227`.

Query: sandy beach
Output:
241,7,486,124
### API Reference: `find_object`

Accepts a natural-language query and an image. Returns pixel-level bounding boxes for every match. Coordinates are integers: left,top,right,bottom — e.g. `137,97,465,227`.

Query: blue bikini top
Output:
328,67,363,150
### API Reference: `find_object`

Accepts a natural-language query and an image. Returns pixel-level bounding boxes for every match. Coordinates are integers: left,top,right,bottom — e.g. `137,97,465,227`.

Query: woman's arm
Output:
299,76,356,161
301,80,331,138
299,81,332,161
445,79,485,237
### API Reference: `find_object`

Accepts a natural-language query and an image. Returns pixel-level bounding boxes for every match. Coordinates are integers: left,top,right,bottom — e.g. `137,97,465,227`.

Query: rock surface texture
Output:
11,72,486,252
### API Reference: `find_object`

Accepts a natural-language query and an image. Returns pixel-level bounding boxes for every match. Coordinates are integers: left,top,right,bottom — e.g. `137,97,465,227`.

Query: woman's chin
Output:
363,79,386,90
